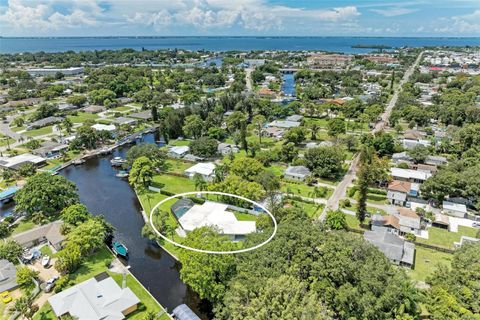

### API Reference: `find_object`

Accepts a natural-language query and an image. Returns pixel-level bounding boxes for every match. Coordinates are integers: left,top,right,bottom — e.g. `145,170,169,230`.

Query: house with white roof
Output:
284,166,311,181
92,124,116,132
184,162,216,181
390,168,431,183
48,275,140,320
168,146,189,158
268,120,301,128
442,201,468,218
0,153,46,170
173,200,256,241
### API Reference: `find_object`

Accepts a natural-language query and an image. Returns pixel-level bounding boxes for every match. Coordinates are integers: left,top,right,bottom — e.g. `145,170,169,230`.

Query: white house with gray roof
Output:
48,275,140,320
284,166,311,181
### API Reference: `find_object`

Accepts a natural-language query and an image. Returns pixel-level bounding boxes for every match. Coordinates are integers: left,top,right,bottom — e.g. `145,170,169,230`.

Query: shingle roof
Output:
388,180,411,193
12,221,64,247
0,259,18,293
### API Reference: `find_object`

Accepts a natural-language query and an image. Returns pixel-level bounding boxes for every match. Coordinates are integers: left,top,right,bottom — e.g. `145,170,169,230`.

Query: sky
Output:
0,0,479,37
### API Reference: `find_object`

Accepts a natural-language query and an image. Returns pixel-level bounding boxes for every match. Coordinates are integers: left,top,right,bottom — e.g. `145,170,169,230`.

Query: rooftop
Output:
48,275,140,320
178,201,256,236
185,162,216,176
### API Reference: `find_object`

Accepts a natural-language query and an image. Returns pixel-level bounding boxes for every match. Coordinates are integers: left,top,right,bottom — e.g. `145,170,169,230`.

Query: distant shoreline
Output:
2,36,480,39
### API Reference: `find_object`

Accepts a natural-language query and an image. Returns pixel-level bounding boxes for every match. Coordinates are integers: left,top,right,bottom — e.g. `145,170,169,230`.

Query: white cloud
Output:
371,7,418,17
434,9,480,34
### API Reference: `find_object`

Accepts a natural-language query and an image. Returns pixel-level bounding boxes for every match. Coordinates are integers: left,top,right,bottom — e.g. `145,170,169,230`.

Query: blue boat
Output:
112,242,128,258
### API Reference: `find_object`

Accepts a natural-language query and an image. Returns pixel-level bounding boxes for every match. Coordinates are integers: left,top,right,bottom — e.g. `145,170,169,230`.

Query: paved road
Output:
318,51,424,221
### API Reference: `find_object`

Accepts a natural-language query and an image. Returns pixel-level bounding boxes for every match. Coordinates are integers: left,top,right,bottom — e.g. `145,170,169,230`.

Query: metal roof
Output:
172,304,201,320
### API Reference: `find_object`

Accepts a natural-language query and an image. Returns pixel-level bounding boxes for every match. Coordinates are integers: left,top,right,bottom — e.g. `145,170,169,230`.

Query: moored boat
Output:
112,241,128,258
110,157,127,166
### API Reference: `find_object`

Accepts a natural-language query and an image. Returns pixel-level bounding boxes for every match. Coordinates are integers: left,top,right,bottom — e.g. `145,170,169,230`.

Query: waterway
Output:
2,133,210,319
1,36,479,54
281,73,296,96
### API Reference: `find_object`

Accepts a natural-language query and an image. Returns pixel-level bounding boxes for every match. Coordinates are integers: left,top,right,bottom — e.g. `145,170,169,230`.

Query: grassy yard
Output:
111,106,133,112
289,200,324,219
24,126,55,137
417,226,478,250
168,139,190,147
344,213,371,232
109,272,170,320
165,160,192,174
281,181,333,199
151,174,195,195
234,212,258,221
67,112,99,123
267,163,287,177
10,219,38,236
33,246,171,320
406,247,452,282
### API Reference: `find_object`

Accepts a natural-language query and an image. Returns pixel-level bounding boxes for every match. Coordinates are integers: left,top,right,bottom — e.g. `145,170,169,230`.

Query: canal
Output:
2,133,210,319
281,73,296,96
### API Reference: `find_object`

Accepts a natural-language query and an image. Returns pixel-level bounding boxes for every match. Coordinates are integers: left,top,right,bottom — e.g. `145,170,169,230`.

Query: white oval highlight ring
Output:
149,191,277,254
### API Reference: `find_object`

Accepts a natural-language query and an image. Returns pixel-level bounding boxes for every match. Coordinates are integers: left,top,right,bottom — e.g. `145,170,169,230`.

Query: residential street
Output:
319,51,424,221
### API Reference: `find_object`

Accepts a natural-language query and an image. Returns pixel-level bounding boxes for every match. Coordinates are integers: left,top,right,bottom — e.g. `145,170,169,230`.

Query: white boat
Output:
73,159,85,165
110,157,127,166
42,255,50,267
116,171,129,178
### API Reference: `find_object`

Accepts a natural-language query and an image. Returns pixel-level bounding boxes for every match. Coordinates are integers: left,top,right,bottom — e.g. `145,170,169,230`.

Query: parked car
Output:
44,276,59,293
42,255,50,268
1,291,12,303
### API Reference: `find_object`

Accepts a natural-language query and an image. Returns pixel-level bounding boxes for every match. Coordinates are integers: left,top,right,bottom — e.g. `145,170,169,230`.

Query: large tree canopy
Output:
15,173,79,216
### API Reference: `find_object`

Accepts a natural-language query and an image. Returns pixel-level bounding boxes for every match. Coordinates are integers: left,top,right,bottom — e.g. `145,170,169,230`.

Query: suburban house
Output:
401,138,431,150
264,127,285,139
284,166,311,181
129,110,152,121
27,116,63,130
112,117,137,126
432,213,450,230
83,105,106,114
0,259,18,293
32,141,68,158
184,162,216,181
285,114,303,122
12,221,65,252
425,155,448,166
387,180,420,206
364,229,415,268
268,120,301,129
442,201,468,218
0,153,46,170
48,274,140,320
171,200,256,241
92,124,116,133
390,168,431,183
409,163,438,174
168,146,189,158
27,67,84,76
397,208,422,235
392,152,413,165
217,143,239,156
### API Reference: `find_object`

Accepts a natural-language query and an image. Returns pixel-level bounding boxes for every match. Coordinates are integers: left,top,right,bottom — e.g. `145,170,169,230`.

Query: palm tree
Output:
193,173,207,191
213,163,228,183
62,117,73,134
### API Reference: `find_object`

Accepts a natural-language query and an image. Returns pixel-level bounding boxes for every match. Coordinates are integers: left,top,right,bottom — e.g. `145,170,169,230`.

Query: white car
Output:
42,256,50,267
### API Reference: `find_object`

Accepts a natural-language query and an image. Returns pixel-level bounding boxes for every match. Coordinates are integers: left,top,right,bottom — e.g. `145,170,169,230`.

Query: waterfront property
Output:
12,220,65,251
0,153,46,170
48,274,140,320
171,200,256,240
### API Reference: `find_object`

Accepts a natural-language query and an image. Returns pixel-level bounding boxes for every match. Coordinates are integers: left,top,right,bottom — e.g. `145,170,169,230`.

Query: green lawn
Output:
24,126,54,137
151,174,195,195
33,246,171,320
111,106,133,112
267,163,287,177
0,136,15,147
168,139,190,147
165,160,192,174
10,219,38,236
234,212,258,221
406,247,453,282
344,213,370,231
417,226,478,250
67,112,99,123
290,200,324,219
108,272,170,320
281,181,333,199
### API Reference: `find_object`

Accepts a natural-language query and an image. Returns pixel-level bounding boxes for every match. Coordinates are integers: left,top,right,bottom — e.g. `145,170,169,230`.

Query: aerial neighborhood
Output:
0,39,477,320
